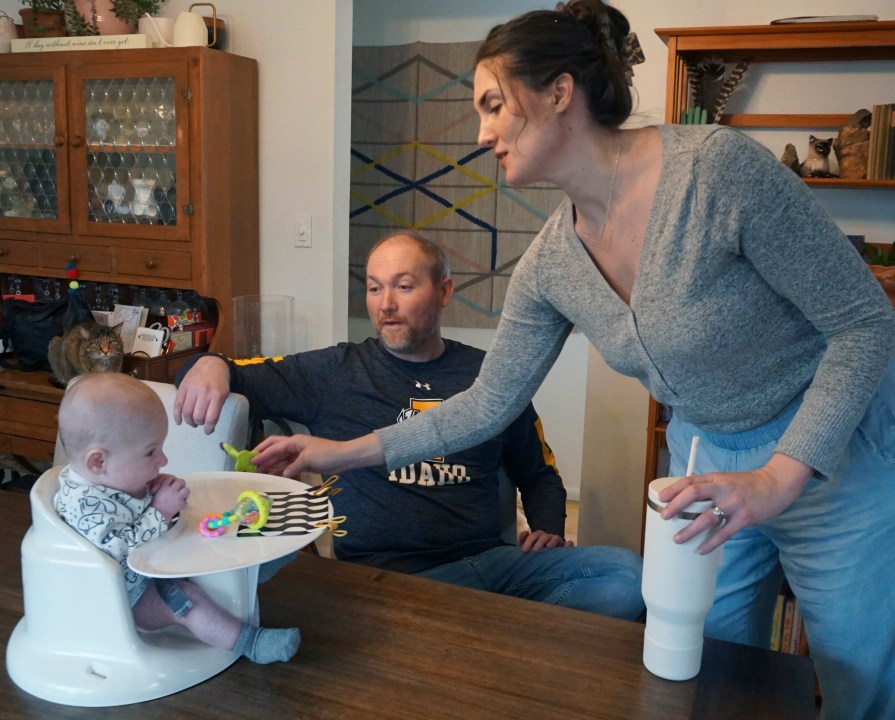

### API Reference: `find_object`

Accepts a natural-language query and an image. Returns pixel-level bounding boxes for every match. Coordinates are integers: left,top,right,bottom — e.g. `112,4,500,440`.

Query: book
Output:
867,104,877,179
788,602,802,654
885,103,895,180
770,593,784,651
780,594,795,653
868,105,884,180
770,15,878,25
882,102,895,180
875,104,892,180
868,106,878,180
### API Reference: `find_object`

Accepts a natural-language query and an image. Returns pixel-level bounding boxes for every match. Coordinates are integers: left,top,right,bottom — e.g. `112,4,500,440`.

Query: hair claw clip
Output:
311,474,341,497
314,515,347,537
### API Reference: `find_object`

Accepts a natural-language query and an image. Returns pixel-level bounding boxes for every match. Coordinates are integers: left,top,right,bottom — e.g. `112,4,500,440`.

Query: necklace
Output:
577,137,621,248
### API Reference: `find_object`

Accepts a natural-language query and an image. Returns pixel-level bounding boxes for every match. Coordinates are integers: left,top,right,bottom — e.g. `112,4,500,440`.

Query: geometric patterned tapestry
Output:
350,41,565,329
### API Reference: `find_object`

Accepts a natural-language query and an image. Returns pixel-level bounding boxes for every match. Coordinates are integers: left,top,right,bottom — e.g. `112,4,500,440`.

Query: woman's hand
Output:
251,433,386,478
658,452,813,554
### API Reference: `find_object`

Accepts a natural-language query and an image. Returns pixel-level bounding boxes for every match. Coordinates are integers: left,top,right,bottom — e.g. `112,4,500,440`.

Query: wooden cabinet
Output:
0,46,259,353
643,21,895,492
0,47,259,466
0,369,63,465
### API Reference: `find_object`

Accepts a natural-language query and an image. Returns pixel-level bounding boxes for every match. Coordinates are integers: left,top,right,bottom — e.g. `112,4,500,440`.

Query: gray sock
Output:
234,623,301,664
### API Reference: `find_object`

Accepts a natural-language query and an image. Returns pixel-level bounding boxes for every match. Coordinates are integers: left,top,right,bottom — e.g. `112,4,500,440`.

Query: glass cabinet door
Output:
0,67,70,234
69,62,191,242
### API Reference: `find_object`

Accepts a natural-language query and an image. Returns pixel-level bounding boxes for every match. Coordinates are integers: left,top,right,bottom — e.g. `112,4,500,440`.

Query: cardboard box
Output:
188,321,215,347
166,310,203,328
166,329,194,354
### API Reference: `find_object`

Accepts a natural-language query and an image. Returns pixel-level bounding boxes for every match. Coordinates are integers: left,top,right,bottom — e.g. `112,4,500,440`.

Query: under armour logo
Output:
414,381,431,390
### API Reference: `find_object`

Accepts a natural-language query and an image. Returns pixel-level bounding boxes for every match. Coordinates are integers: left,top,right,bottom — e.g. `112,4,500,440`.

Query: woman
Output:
249,2,895,716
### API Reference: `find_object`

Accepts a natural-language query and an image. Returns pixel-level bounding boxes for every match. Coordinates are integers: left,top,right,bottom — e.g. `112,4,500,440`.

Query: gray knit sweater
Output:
376,125,895,479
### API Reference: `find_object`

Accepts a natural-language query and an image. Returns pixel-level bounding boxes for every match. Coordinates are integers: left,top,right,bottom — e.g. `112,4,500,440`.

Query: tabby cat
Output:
47,321,125,386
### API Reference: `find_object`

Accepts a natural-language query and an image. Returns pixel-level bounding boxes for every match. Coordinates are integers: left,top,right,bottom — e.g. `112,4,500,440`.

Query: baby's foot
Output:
235,624,301,664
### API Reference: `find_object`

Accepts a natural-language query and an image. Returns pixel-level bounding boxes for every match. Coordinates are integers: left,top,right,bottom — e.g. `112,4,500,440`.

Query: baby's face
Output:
101,408,168,497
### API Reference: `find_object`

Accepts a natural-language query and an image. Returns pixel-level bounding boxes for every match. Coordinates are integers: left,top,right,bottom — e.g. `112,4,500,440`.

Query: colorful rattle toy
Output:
198,490,271,538
221,442,259,472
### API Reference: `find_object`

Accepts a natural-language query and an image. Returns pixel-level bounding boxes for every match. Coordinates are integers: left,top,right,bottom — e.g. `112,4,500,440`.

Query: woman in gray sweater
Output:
251,2,895,717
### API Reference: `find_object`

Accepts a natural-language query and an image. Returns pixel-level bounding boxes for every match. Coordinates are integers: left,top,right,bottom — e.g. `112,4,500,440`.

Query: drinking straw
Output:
685,436,700,477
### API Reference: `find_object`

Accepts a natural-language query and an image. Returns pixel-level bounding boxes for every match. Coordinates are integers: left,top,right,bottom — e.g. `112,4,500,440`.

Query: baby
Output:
54,372,299,664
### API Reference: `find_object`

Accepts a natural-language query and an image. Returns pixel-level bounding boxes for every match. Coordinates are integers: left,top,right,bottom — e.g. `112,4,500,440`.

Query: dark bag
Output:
0,290,94,371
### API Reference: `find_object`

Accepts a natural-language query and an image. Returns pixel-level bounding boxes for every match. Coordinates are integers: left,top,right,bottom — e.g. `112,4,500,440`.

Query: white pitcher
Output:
137,15,173,47
142,3,216,48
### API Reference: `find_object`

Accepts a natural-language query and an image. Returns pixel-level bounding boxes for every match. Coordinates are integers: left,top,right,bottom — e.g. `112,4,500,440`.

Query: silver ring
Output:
712,505,726,523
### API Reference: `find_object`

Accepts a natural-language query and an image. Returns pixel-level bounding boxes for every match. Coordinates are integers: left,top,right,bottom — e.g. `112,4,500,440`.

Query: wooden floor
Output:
566,500,580,545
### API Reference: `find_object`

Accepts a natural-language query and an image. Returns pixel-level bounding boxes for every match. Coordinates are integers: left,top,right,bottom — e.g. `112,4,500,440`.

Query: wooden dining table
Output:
0,488,816,719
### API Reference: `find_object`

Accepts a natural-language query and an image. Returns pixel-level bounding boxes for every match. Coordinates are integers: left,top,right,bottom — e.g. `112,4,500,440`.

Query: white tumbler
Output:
642,476,724,681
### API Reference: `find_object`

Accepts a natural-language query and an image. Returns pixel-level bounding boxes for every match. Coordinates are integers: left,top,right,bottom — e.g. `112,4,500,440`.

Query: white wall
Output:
153,0,354,354
353,0,895,551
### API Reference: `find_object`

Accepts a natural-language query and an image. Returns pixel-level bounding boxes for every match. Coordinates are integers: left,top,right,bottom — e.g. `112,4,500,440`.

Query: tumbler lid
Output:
647,477,714,516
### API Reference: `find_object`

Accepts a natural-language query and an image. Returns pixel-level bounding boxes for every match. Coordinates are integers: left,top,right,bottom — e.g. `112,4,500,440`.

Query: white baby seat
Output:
7,380,255,707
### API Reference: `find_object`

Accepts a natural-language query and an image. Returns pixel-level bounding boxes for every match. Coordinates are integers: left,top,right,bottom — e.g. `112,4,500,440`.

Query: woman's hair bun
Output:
555,0,630,58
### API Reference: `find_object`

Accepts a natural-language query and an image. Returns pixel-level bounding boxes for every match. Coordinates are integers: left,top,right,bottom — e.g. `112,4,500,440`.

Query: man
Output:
174,231,643,619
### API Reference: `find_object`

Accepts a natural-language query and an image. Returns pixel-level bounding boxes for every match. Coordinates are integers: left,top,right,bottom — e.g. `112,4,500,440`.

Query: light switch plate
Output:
294,212,312,248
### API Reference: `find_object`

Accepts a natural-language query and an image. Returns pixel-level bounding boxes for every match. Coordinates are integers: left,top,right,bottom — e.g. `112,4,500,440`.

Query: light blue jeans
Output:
666,359,895,720
414,544,645,621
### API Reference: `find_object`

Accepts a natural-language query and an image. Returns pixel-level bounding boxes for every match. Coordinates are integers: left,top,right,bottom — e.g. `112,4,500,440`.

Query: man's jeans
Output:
415,543,644,621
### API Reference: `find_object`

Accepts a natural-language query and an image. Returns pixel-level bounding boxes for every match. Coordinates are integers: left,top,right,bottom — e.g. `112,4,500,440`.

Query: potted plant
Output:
865,243,895,307
110,0,165,25
65,0,165,36
19,0,67,37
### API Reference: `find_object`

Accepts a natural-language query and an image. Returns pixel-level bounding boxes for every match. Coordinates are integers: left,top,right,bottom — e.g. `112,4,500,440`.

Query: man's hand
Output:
149,474,190,524
518,529,574,552
173,355,231,434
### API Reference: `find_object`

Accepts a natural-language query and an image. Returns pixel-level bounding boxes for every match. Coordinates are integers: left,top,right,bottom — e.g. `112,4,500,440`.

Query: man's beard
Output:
379,325,428,355
376,311,439,356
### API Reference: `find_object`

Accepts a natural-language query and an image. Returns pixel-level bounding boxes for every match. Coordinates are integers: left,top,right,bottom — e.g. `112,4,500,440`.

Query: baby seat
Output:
6,381,256,707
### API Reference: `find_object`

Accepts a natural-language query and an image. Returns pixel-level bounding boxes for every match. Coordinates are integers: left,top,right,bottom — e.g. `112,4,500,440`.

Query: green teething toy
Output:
221,442,258,472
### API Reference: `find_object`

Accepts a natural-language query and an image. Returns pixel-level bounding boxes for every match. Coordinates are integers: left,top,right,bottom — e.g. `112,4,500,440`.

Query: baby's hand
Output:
149,474,190,523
